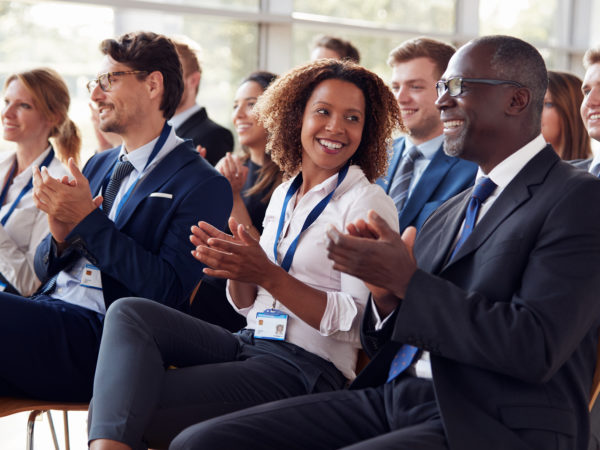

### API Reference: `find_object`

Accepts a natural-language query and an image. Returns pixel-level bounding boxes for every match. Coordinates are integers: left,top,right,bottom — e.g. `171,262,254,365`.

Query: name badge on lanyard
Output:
0,148,55,227
254,164,350,341
100,122,172,221
80,264,102,291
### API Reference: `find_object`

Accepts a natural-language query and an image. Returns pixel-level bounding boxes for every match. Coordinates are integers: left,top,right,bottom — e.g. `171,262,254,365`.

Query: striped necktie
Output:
102,160,135,215
388,146,422,212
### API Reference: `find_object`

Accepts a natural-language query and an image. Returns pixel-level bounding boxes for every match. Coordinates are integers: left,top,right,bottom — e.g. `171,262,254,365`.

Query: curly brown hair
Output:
254,59,403,182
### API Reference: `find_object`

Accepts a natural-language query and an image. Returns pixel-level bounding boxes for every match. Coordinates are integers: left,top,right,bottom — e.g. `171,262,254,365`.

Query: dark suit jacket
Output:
175,107,234,166
355,146,600,450
34,140,232,311
377,137,477,232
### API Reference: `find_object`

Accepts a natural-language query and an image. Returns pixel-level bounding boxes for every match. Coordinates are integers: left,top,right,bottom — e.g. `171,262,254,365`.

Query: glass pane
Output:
479,0,558,44
294,0,456,33
136,0,259,12
0,1,258,163
0,1,114,161
294,25,442,82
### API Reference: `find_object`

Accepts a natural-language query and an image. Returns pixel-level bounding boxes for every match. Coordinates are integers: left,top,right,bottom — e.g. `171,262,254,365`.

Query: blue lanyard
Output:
101,122,171,221
273,164,349,272
0,147,55,226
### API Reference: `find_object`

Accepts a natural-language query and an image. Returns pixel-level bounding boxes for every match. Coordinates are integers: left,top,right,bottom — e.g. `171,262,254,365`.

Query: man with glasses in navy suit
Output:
0,31,231,402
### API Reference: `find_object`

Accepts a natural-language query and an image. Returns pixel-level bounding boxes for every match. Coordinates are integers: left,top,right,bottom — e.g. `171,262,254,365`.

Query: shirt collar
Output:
169,103,202,129
118,126,178,175
477,134,547,190
405,135,443,161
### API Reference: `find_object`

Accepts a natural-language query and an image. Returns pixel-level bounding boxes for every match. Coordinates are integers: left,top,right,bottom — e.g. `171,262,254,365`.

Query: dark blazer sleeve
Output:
63,148,232,309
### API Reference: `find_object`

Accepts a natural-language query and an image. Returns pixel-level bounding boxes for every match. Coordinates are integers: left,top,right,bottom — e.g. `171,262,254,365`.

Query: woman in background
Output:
190,71,282,330
541,70,591,160
0,68,80,295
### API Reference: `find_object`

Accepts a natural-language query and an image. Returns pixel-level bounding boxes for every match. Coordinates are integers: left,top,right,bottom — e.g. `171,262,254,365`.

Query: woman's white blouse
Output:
0,148,68,296
227,165,399,380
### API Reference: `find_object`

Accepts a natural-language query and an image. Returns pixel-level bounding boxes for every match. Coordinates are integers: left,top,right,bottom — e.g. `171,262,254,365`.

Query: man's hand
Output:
33,158,102,242
326,210,418,317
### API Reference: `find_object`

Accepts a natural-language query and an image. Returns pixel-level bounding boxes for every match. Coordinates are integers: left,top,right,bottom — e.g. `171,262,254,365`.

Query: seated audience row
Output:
2,30,600,450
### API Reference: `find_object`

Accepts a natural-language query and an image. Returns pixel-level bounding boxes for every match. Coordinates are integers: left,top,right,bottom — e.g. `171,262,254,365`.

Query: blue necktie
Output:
389,146,422,212
386,177,497,383
102,160,135,215
450,177,497,260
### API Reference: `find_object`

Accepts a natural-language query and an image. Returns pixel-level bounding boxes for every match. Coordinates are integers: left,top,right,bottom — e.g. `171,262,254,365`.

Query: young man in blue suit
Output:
378,37,477,232
0,31,232,402
169,36,600,450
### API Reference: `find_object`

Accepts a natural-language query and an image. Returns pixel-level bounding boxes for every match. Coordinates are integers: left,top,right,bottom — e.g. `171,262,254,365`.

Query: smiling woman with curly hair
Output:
88,59,402,450
256,59,402,182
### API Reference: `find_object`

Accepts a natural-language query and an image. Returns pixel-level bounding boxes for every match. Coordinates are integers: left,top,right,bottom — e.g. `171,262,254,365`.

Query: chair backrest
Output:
590,331,600,411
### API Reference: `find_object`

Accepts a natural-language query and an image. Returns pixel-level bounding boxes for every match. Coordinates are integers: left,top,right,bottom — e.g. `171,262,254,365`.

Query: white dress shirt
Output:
0,147,67,296
53,127,184,314
227,165,399,380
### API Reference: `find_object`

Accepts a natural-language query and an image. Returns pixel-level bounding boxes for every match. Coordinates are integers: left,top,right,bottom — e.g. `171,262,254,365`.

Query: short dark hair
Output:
312,35,360,63
584,47,600,69
471,35,547,135
388,37,455,79
100,31,183,119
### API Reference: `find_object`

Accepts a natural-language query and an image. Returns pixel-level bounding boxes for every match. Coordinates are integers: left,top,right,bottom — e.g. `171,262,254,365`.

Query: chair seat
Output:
0,397,88,418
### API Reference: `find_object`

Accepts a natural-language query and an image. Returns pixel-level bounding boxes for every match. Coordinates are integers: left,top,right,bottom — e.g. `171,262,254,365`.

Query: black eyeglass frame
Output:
86,70,149,93
435,77,525,98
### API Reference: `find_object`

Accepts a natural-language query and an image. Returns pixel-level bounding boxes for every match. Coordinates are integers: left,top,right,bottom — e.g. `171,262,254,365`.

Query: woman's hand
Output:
216,153,248,196
191,217,276,284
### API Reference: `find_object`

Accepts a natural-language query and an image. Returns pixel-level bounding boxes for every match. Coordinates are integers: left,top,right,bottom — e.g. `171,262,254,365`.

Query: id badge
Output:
80,264,103,291
254,308,288,341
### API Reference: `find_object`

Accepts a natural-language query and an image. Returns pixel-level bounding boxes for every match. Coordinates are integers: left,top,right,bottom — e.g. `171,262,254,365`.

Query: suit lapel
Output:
88,148,120,197
114,143,196,228
378,138,405,193
399,146,455,230
446,146,558,266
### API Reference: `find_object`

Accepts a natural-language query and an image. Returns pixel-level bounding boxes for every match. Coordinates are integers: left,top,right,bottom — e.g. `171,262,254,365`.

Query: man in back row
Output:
170,38,234,166
378,37,476,231
0,31,232,402
170,35,600,450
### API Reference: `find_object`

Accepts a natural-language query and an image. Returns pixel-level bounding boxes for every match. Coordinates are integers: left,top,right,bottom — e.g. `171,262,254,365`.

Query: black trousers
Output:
170,376,447,450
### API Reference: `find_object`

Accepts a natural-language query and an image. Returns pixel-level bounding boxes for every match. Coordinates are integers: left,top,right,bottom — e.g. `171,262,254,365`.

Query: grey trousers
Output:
87,297,345,450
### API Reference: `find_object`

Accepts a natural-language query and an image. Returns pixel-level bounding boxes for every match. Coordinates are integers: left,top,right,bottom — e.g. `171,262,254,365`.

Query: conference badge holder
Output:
254,308,288,341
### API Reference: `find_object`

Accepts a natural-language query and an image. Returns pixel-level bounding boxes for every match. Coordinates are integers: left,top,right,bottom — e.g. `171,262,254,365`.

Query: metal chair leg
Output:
46,411,60,450
26,410,43,450
63,411,71,450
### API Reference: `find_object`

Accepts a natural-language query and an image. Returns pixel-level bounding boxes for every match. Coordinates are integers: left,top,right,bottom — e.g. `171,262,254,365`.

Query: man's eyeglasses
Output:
436,77,524,98
86,70,148,93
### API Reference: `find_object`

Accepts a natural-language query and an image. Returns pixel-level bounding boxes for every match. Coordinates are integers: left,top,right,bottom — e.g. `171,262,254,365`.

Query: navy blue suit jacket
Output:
377,137,477,232
356,147,600,450
34,140,232,311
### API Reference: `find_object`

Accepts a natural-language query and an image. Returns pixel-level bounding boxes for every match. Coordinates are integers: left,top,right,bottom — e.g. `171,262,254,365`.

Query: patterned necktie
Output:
388,146,422,212
387,344,419,382
37,273,58,296
102,160,135,215
450,177,497,260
